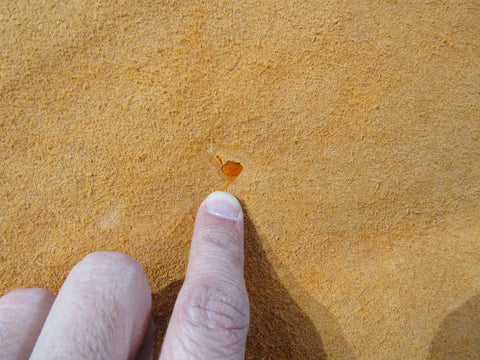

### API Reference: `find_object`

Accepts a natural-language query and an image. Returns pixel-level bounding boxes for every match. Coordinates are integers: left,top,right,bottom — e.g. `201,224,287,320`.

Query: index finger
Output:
160,192,249,360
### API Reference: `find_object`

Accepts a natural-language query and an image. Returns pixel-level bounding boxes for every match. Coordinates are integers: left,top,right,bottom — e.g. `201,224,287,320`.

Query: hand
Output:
0,191,250,360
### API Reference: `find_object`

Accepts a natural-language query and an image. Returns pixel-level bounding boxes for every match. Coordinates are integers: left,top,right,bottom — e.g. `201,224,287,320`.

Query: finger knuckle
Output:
178,282,249,348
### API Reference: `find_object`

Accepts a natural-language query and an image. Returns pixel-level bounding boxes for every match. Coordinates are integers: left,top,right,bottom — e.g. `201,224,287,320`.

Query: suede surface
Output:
1,1,479,359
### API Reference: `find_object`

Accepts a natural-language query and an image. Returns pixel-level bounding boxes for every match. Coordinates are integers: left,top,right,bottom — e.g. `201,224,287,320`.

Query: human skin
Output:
0,191,250,360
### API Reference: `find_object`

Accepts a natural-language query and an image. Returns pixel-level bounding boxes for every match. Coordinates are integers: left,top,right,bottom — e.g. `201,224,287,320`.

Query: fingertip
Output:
202,191,243,221
189,192,245,275
30,251,152,360
79,251,147,275
0,288,55,306
0,288,55,359
72,251,151,302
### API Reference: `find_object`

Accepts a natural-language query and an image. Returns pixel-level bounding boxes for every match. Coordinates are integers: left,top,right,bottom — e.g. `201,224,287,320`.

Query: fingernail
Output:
204,192,241,220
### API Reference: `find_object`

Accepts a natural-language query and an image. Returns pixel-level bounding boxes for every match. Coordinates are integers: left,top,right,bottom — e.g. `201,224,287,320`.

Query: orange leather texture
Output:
1,1,479,358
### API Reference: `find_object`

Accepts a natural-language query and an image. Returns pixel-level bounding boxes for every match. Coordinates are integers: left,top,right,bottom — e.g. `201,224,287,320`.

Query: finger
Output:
0,288,55,360
160,192,250,360
30,251,152,360
134,318,154,360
